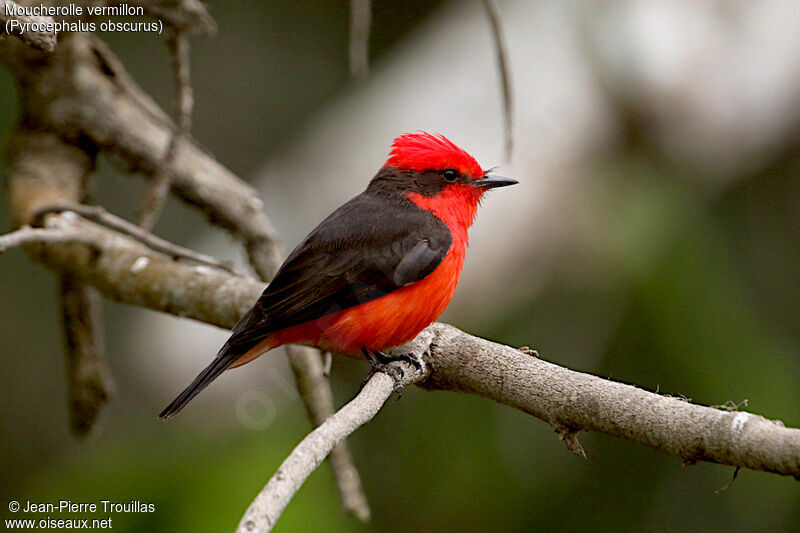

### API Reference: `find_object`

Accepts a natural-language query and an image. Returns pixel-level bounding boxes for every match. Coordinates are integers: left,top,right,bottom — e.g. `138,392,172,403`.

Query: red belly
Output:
231,243,465,367
317,245,464,354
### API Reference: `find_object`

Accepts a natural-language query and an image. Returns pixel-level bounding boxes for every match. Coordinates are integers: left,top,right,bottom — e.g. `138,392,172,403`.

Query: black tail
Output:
159,351,238,419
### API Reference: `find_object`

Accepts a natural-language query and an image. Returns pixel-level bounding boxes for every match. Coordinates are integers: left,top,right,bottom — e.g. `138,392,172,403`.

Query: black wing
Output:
227,191,452,350
159,191,451,419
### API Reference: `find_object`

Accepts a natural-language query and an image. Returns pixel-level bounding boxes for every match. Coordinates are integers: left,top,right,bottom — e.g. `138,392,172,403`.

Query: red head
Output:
372,132,517,235
385,132,485,180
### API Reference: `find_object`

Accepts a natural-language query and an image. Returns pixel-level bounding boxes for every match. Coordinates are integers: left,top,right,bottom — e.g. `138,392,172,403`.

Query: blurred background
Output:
2,0,799,531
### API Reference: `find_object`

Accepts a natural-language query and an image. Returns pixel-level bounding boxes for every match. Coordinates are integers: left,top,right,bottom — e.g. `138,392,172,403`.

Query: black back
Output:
224,183,453,353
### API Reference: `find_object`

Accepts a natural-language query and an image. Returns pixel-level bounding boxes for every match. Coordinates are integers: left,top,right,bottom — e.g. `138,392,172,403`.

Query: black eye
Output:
443,168,458,182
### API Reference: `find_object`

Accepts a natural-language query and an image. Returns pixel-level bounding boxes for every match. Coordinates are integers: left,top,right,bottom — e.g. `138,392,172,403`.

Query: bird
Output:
159,132,517,418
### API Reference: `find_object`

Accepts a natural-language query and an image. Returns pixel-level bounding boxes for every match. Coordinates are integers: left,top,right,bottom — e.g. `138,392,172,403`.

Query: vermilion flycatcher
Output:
160,132,517,418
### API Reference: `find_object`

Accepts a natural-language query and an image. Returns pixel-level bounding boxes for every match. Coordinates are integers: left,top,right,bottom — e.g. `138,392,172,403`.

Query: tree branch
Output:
3,128,117,435
34,203,244,276
59,275,114,436
35,211,265,329
236,322,800,530
138,29,193,231
284,345,371,521
5,129,263,329
0,224,91,252
236,370,408,533
410,324,800,477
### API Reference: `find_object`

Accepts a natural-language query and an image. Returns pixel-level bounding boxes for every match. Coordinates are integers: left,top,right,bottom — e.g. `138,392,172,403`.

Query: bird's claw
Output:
374,351,422,371
361,348,416,397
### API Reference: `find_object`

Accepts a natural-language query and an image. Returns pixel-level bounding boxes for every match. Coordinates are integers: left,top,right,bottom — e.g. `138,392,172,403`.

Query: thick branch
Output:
38,212,264,329
409,324,800,477
3,129,117,435
59,276,114,436
5,130,264,328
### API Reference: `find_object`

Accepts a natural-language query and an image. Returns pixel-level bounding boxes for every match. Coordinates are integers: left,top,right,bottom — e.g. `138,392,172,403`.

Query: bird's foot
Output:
373,350,422,371
361,349,420,396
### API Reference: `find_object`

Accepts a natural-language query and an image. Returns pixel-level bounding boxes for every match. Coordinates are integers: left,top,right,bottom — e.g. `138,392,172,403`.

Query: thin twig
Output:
34,203,244,276
236,370,412,532
348,0,371,79
482,0,514,161
0,224,91,253
138,30,193,231
285,345,371,521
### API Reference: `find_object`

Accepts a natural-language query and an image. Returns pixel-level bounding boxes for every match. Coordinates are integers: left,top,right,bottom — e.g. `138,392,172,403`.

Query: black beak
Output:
472,174,519,188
